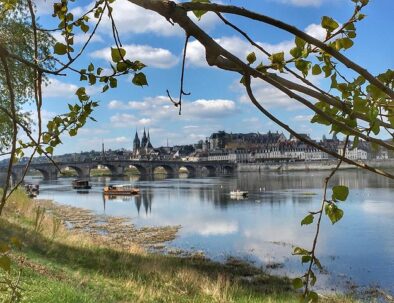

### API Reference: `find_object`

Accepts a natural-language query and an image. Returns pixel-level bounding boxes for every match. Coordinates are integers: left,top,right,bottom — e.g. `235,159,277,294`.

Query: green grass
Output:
0,191,360,303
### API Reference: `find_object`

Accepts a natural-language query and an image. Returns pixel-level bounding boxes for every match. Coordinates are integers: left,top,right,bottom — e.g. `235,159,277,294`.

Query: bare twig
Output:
166,34,190,115
303,136,349,296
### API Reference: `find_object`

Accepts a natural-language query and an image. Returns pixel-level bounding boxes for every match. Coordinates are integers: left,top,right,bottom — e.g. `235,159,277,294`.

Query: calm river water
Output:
26,170,394,294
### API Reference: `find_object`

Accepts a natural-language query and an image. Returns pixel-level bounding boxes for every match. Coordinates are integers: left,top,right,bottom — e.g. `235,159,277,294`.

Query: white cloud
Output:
187,36,292,68
35,0,56,16
187,21,328,68
305,23,326,41
198,221,238,236
43,78,101,98
108,96,237,121
42,78,78,98
187,99,236,118
237,77,303,110
91,44,179,69
51,32,104,45
93,0,182,37
110,113,152,128
293,115,313,121
78,128,110,135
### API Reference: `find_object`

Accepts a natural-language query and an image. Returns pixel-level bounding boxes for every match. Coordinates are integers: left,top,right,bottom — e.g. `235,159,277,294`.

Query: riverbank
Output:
238,159,394,172
0,191,362,302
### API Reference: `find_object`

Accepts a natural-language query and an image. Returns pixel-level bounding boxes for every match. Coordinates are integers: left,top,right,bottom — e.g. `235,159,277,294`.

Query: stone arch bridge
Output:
9,160,236,182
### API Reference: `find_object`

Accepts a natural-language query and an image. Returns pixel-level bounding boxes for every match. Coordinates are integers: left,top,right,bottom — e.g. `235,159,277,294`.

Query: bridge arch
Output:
179,165,196,177
95,163,127,177
29,167,52,180
126,164,147,175
202,165,216,177
153,164,175,176
61,165,88,179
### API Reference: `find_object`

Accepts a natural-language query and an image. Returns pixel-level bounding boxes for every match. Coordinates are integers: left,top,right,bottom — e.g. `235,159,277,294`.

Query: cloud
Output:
78,128,110,135
187,36,293,68
304,23,326,41
91,44,179,69
51,32,104,45
293,115,313,121
108,96,237,121
236,77,303,110
197,221,238,236
35,0,56,16
110,113,152,128
187,21,327,68
43,78,100,98
42,78,78,98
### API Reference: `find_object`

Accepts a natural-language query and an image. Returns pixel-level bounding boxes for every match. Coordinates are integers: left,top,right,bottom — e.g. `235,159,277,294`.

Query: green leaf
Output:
88,63,94,72
69,129,77,136
293,247,310,256
191,0,210,20
109,77,117,88
312,64,322,75
321,16,339,32
246,52,256,64
307,291,319,302
301,214,314,226
295,59,311,77
46,146,54,154
295,36,306,48
111,47,126,63
117,61,128,72
88,74,96,85
311,114,331,126
341,38,354,49
0,255,11,272
301,255,312,264
269,52,285,71
325,203,344,224
80,23,89,33
132,72,148,87
332,185,349,201
292,278,303,289
290,47,302,58
54,42,67,55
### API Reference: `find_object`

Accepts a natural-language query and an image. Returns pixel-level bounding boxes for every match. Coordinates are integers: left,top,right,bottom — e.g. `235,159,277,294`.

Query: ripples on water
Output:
27,170,394,294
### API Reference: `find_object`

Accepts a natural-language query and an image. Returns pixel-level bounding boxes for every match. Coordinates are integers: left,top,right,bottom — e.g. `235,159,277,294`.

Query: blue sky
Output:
32,0,394,154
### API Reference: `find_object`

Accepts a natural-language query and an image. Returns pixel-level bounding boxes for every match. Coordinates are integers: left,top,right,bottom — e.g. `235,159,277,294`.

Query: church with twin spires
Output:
132,128,154,157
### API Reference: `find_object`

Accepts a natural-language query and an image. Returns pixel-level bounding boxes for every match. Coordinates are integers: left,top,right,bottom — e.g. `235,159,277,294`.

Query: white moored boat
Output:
230,190,248,198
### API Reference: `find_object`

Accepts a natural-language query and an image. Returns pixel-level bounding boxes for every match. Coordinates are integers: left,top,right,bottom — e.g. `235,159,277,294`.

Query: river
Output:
26,169,394,295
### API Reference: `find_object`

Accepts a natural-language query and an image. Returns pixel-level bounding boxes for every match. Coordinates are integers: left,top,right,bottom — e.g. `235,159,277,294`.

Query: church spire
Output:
141,127,148,148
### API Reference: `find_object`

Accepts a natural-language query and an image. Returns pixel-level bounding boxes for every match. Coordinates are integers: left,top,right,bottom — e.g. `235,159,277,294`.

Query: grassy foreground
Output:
0,191,358,303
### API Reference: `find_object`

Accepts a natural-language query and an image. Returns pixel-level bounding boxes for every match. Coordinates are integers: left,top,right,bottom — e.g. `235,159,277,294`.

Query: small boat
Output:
103,184,140,195
230,190,248,198
72,180,92,189
25,184,39,192
25,184,39,197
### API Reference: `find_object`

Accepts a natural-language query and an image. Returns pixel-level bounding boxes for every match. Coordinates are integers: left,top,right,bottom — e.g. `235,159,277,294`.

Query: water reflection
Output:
28,170,394,294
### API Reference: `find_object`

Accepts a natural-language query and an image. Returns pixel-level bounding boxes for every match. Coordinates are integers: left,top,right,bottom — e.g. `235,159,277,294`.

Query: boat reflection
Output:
102,190,153,215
